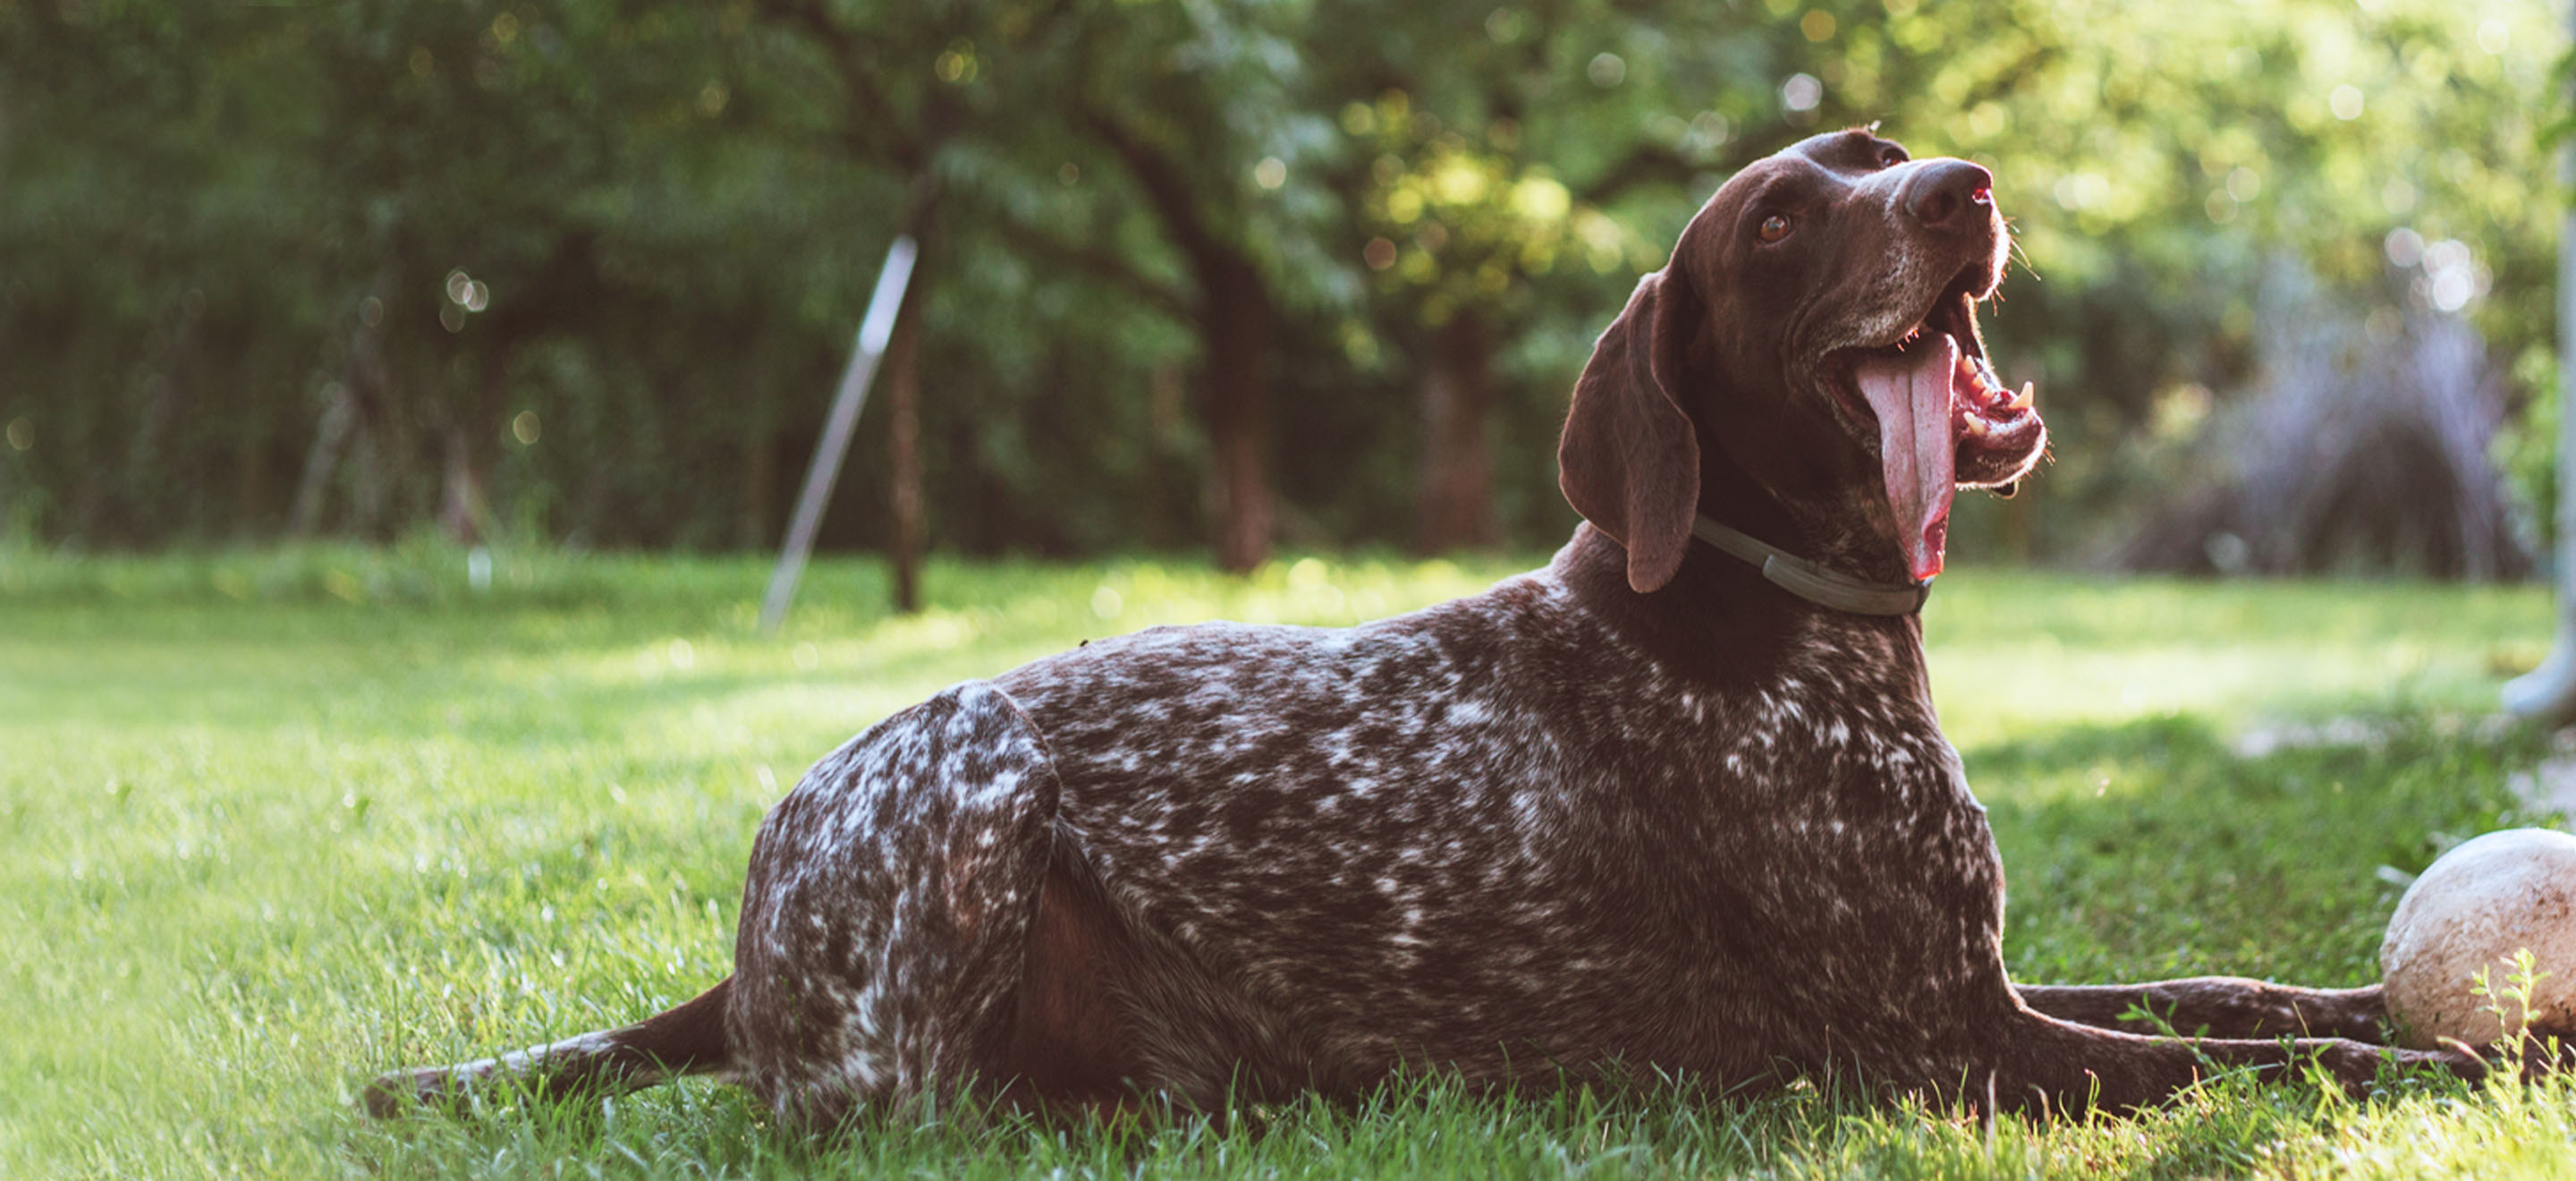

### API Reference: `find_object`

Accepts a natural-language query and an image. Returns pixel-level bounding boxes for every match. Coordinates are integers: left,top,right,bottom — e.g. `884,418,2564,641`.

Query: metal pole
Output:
2504,0,2576,718
759,236,919,634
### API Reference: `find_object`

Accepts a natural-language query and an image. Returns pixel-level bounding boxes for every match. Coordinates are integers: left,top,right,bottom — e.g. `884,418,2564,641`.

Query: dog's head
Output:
1559,128,2047,594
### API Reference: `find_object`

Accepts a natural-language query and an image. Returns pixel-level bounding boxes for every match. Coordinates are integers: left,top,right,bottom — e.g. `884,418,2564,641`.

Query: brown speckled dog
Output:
367,129,2482,1126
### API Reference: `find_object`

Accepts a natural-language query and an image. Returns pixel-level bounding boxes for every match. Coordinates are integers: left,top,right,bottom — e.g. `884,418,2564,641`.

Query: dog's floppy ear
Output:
1557,268,1705,593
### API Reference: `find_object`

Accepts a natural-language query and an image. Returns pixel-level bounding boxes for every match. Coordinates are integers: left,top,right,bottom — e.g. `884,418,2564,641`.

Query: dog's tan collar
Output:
1690,515,1930,616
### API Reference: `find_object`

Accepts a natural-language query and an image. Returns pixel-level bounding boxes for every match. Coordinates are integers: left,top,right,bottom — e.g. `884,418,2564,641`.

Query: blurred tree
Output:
1311,0,1782,550
293,1,707,544
0,2,323,540
1051,0,1352,572
735,0,974,607
1860,0,2559,556
0,0,2555,579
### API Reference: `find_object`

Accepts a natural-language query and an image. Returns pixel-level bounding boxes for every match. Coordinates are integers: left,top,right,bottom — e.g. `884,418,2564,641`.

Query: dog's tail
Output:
361,976,733,1117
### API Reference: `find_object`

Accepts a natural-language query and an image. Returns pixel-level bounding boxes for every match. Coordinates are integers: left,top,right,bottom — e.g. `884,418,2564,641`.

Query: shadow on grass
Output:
337,1045,2514,1181
1970,712,2555,990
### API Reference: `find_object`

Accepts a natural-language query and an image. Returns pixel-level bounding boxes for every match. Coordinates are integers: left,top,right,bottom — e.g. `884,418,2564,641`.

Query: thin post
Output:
887,273,927,615
760,236,919,634
2505,0,2576,718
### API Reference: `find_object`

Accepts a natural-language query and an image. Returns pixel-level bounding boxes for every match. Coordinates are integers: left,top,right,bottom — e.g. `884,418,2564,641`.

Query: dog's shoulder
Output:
993,565,1603,717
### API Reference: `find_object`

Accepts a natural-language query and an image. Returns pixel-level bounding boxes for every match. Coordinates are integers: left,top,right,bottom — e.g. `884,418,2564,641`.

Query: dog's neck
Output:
1555,523,1928,699
1556,433,1936,692
1691,441,1918,590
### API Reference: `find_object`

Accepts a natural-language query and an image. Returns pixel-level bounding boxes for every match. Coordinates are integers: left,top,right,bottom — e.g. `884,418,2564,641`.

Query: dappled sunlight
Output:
1980,712,2547,987
4,551,2569,1177
1934,642,2512,752
1927,570,2546,752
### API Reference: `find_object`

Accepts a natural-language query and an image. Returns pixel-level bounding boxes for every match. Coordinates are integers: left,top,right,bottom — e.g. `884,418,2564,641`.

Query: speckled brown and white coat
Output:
367,130,2493,1127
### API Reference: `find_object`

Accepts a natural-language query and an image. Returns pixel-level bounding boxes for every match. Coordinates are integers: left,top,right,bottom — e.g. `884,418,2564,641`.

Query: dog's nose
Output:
1904,159,1995,233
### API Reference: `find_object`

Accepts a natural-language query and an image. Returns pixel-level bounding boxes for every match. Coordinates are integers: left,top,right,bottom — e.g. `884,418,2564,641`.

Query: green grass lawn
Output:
6,543,2575,1179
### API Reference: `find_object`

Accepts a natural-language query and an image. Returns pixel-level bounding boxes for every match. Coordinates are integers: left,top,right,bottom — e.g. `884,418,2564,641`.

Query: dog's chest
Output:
1000,582,2004,1073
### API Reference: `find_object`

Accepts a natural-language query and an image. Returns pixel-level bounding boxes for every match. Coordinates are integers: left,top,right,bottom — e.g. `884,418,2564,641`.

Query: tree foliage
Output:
0,0,2557,567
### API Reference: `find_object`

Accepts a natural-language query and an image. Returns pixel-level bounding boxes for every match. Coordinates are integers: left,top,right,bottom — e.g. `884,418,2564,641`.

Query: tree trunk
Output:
1141,361,1187,547
97,292,200,540
740,401,775,549
438,425,488,546
344,282,396,538
1082,108,1276,573
1415,311,1497,552
1202,257,1273,573
439,341,512,546
290,382,357,538
234,423,267,539
302,287,394,539
886,269,928,614
346,401,388,539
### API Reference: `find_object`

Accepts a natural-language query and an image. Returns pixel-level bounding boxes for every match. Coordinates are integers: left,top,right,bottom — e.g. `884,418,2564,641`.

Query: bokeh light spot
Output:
2380,178,2417,217
1782,73,1822,113
2384,227,2424,268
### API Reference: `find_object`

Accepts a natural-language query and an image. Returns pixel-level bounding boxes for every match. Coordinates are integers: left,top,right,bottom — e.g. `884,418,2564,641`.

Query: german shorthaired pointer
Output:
368,129,2488,1125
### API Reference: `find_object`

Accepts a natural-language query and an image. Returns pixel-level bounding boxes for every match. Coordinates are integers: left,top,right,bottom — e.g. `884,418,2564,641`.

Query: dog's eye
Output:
1757,214,1792,243
1879,147,1908,168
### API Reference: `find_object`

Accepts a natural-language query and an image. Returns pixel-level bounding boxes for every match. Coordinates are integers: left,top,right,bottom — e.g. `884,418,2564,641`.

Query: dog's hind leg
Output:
2016,980,2385,1041
724,681,1068,1127
362,977,734,1117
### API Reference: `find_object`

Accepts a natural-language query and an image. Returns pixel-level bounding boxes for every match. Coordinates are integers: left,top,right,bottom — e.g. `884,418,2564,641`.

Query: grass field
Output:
7,542,2576,1178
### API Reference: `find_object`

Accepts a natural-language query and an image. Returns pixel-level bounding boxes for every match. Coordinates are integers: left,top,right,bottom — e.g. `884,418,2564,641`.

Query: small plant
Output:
2468,947,2553,1083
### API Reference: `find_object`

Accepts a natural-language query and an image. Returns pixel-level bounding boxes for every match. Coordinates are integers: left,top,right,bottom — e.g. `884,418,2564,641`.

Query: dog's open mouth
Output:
1828,269,2046,582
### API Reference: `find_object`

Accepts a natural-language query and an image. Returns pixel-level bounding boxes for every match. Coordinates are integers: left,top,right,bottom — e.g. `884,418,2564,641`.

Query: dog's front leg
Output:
1983,1008,2477,1115
2009,980,2390,1041
2017,980,2385,1042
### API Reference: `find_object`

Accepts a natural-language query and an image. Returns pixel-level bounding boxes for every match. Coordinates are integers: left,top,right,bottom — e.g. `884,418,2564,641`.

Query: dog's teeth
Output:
1962,413,1991,438
2004,381,2034,412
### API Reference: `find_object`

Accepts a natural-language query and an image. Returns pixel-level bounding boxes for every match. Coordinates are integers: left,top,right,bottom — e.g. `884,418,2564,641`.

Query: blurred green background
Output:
11,8,2576,1174
0,0,2559,577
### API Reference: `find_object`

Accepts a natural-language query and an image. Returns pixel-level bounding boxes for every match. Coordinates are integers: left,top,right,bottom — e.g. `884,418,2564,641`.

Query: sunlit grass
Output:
2,543,2568,1178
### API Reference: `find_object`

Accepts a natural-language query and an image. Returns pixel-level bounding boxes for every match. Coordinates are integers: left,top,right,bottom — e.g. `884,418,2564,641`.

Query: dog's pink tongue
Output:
1852,337,1959,582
